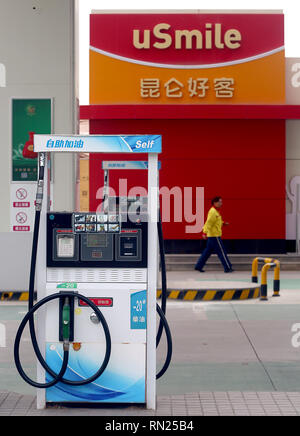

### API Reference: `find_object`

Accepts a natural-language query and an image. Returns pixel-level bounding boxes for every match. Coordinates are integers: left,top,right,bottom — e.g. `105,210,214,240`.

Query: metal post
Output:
146,153,158,410
251,257,259,283
260,263,272,301
272,260,280,297
102,169,109,213
297,184,300,254
36,152,49,409
251,257,266,283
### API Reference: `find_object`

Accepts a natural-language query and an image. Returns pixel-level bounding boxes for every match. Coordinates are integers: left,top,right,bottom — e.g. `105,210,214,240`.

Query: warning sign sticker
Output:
10,184,35,232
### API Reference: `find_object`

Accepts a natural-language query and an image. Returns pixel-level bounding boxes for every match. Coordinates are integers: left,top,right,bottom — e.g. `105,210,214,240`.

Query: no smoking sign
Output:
16,212,28,224
11,184,35,232
16,188,28,200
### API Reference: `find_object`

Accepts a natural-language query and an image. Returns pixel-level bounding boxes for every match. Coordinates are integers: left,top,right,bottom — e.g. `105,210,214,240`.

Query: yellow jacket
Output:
202,207,223,237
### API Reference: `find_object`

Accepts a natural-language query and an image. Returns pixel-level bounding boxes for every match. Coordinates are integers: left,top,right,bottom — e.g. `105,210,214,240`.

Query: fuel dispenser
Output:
14,135,172,410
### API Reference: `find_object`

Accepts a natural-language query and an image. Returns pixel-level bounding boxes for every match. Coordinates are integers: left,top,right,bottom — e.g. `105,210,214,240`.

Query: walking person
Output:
195,196,233,273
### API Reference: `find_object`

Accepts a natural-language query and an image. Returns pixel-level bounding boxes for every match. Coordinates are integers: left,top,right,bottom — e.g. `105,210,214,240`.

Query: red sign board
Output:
13,202,30,208
13,226,30,232
91,13,284,67
78,297,113,307
90,12,285,104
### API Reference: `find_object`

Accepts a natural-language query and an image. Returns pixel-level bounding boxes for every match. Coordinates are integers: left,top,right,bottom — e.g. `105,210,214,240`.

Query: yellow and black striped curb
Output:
157,288,260,301
0,291,35,301
1,287,260,302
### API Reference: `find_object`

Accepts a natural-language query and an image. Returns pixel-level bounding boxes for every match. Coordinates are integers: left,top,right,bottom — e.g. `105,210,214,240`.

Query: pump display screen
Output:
124,243,133,249
86,234,107,248
119,236,138,257
56,234,75,258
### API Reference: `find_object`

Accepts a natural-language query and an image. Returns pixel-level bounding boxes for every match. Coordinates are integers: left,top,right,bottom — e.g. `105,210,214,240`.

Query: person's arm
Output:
202,209,217,236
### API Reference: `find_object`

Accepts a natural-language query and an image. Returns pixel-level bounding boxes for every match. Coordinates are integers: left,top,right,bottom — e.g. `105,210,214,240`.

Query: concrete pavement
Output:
1,271,300,416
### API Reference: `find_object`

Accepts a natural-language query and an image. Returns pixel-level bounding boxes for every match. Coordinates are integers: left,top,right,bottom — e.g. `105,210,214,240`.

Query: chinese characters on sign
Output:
46,138,84,149
140,77,235,99
130,290,147,330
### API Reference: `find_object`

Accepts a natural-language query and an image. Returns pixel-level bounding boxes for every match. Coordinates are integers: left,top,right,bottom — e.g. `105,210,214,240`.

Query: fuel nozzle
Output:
35,152,46,211
59,294,74,348
62,297,71,342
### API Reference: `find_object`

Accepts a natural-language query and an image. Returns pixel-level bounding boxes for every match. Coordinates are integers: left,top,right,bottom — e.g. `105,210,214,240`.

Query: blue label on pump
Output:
130,290,147,330
34,134,161,153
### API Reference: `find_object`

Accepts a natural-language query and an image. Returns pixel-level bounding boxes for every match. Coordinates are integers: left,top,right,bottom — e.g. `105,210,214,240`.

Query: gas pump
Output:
100,161,171,377
14,134,172,410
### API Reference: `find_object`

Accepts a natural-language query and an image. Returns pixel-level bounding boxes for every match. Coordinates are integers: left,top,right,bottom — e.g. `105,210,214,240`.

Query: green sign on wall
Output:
12,98,52,181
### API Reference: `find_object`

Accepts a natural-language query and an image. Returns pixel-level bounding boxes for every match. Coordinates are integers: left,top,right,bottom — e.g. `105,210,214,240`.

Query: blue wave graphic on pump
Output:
45,345,145,403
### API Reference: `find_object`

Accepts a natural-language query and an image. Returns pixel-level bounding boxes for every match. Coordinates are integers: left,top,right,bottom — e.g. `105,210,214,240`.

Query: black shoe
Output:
224,268,234,273
195,268,205,273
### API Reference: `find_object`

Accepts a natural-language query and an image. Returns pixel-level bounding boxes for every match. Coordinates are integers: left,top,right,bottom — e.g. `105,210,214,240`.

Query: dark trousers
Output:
195,237,232,272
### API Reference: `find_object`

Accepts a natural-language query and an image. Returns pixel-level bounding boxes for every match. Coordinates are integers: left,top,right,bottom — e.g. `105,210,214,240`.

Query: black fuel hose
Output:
14,156,111,389
156,210,167,347
156,303,172,380
14,292,111,388
156,209,173,379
